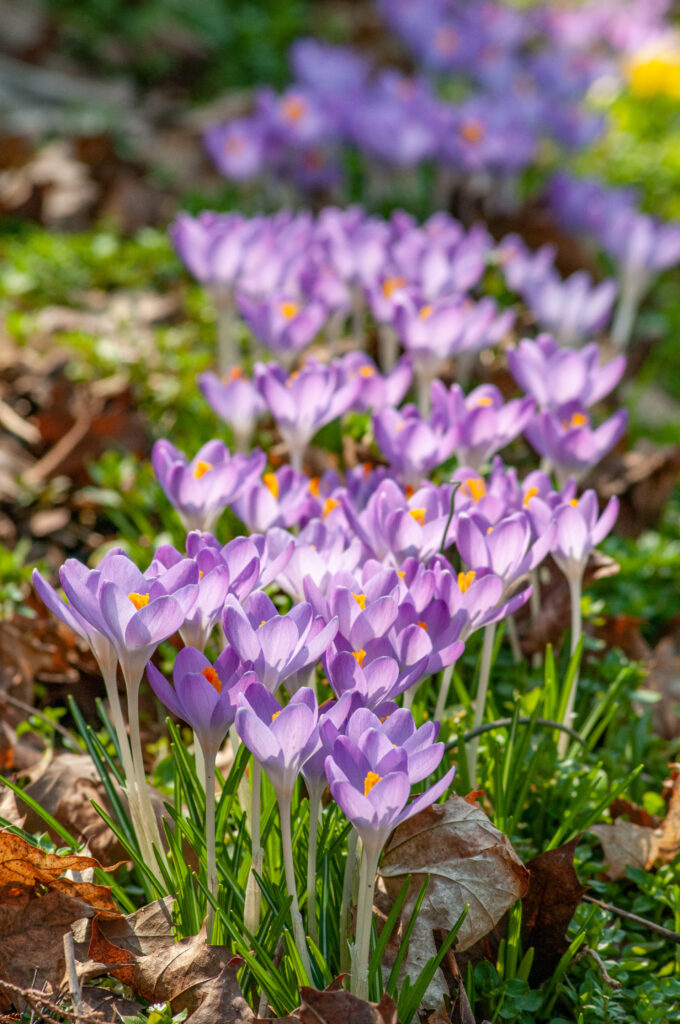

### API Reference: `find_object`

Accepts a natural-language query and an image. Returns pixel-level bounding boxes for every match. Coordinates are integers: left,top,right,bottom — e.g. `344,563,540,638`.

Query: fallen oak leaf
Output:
380,796,529,1009
299,987,399,1024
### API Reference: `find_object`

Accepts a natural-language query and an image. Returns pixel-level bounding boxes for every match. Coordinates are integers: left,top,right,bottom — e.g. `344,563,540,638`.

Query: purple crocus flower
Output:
230,465,318,533
199,369,266,451
456,510,555,598
268,521,363,603
431,558,531,641
152,439,265,533
551,491,619,584
373,404,459,488
147,647,257,755
507,334,625,410
204,118,266,181
523,269,617,346
343,707,446,785
431,382,535,470
525,406,628,486
222,591,338,693
237,292,327,369
324,648,420,711
324,724,454,855
339,352,413,412
254,360,360,472
235,683,319,801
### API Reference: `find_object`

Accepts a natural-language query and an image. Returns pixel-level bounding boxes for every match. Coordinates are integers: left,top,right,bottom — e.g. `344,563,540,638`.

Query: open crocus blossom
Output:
372,403,459,488
431,382,535,470
524,406,628,486
456,510,555,598
507,334,626,411
152,439,266,533
237,291,328,367
199,369,266,450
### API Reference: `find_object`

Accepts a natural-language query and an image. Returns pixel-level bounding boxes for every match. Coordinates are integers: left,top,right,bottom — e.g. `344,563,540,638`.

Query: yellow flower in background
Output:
628,40,680,100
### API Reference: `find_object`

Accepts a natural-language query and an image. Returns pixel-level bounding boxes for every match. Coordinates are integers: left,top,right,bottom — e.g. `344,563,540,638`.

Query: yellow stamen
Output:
382,276,406,298
280,300,300,320
201,666,222,693
563,412,588,429
461,118,485,143
364,770,381,796
419,304,433,320
309,477,321,497
353,649,367,667
363,462,372,477
281,95,307,122
353,593,366,610
405,485,415,499
199,570,204,578
359,365,375,378
486,526,493,534
397,571,405,579
128,592,150,610
258,619,267,629
569,498,579,508
523,486,539,507
417,621,428,631
409,508,426,526
464,477,486,503
457,570,477,594
477,396,493,407
272,710,281,722
224,366,244,382
323,497,339,518
193,460,213,479
263,472,279,498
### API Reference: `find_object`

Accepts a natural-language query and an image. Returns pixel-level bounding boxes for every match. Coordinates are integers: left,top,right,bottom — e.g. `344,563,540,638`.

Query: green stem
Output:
204,748,217,943
278,792,313,982
466,622,496,783
340,829,359,973
558,574,583,758
306,789,321,944
351,842,381,1000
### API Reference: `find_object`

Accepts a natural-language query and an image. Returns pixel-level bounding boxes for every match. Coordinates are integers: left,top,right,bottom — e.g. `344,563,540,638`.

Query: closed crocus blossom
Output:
254,359,361,472
199,369,265,451
507,334,625,411
152,439,266,533
373,404,459,488
524,406,628,486
223,591,338,692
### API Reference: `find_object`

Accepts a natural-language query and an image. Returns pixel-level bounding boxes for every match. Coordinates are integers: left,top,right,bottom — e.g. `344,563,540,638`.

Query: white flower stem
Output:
505,614,522,663
214,290,237,375
351,842,380,1000
290,445,304,475
416,369,433,416
278,792,313,981
379,325,399,374
467,622,496,784
244,760,262,936
194,740,206,794
306,789,321,944
434,664,454,723
204,748,218,943
611,277,645,351
340,828,359,972
558,574,583,758
123,667,166,881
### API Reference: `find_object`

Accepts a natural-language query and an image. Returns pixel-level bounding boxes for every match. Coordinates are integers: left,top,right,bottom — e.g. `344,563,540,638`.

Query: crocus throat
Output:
458,570,476,594
280,300,300,320
523,486,539,506
364,771,381,796
194,461,213,479
263,472,279,498
201,666,222,693
353,649,367,667
128,592,150,610
464,477,486,502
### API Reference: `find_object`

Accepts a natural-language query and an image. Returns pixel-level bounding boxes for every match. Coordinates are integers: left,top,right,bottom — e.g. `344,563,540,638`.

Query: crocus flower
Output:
147,647,256,757
237,292,328,368
268,521,363,603
152,439,265,533
524,406,628,486
222,591,338,693
523,269,617,346
431,382,535,470
550,491,620,585
373,404,459,488
254,360,361,472
507,334,625,410
339,352,413,412
204,118,266,181
456,510,555,598
199,369,266,450
230,465,318,533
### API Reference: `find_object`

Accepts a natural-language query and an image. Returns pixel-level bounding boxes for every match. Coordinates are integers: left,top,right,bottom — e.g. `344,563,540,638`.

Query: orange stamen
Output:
201,666,222,693
128,592,149,610
280,300,300,320
364,771,381,796
464,477,486,503
323,498,339,518
382,276,406,298
523,486,539,507
461,118,485,143
359,365,375,378
309,477,321,497
353,593,366,610
353,649,367,667
263,472,279,498
409,508,426,526
457,570,477,594
193,461,213,479
419,304,433,320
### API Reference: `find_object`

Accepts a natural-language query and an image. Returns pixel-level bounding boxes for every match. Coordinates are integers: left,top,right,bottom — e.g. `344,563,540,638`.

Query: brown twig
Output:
0,690,79,746
575,947,621,989
0,978,105,1023
584,895,680,943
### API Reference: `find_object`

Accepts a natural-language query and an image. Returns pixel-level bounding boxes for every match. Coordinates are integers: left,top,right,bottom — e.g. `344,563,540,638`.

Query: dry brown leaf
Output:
298,987,398,1024
645,636,680,740
380,796,529,1008
0,831,122,1011
521,837,587,983
84,896,252,1022
594,442,680,537
590,772,680,879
